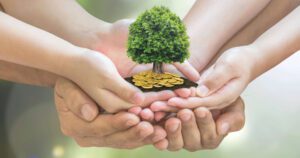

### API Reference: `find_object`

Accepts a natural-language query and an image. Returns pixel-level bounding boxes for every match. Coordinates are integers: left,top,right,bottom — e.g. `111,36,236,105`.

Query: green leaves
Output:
127,6,190,64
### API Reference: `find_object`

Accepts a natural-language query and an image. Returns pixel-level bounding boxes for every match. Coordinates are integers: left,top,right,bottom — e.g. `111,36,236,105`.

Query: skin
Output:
167,2,300,111
54,77,245,150
2,0,292,151
148,0,300,150
184,0,271,72
0,0,198,150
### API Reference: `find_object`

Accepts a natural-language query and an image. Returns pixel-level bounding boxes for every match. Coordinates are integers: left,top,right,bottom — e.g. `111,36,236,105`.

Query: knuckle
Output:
203,134,218,142
102,72,115,82
184,145,201,152
168,146,182,152
202,135,222,149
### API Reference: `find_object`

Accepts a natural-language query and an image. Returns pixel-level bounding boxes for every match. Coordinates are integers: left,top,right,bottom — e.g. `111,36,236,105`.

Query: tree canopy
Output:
127,6,190,64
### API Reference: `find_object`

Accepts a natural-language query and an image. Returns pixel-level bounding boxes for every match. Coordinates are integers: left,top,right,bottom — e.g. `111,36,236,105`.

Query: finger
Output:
154,112,168,122
168,79,245,109
96,89,136,113
142,90,176,107
194,107,223,149
74,122,153,149
55,78,99,121
140,108,154,122
103,121,154,147
216,97,245,135
150,101,178,112
174,88,192,98
104,74,145,105
58,109,140,137
197,64,234,97
173,61,200,82
128,106,142,115
177,109,201,152
165,118,183,151
143,125,167,144
154,139,168,150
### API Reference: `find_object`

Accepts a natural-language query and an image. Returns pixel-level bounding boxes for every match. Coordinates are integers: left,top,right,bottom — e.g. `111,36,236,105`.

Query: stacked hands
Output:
54,20,245,151
2,0,300,152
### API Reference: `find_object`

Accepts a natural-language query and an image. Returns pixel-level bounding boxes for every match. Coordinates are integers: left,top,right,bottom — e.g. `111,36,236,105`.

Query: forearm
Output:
0,0,110,49
0,60,58,87
184,0,271,70
250,6,300,79
0,12,82,76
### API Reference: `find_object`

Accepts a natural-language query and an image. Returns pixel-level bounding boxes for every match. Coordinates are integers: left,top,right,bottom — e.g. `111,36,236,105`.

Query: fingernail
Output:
81,104,94,121
196,85,209,97
196,109,206,118
169,123,179,132
139,123,151,137
220,123,230,135
133,92,144,104
180,114,191,122
126,119,138,127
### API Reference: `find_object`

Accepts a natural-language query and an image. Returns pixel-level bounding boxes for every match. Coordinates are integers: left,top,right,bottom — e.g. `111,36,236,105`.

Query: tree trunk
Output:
152,62,163,74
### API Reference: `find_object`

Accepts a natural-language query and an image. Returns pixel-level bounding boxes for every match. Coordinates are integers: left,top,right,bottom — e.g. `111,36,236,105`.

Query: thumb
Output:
104,74,145,105
197,64,233,97
55,78,99,122
173,61,200,82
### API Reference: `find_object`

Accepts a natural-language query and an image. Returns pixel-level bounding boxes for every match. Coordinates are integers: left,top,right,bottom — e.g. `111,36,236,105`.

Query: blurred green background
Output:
1,0,300,158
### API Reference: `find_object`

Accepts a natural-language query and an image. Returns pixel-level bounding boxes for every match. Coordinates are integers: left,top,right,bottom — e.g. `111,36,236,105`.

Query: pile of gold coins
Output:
132,71,184,89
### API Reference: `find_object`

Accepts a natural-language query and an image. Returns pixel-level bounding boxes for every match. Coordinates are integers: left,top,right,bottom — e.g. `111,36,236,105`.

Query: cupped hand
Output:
160,97,245,151
89,19,200,119
166,46,255,110
54,78,168,149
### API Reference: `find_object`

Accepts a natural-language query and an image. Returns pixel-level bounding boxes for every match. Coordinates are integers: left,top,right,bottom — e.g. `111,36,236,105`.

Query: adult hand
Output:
54,78,168,149
162,97,245,151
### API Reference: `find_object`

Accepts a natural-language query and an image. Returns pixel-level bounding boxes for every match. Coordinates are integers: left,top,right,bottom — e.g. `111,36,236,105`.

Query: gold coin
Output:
162,75,172,79
174,78,184,81
142,85,153,89
164,84,175,87
165,72,180,78
158,81,168,85
167,79,178,83
153,84,163,88
133,75,143,79
132,78,140,83
134,82,145,86
173,81,184,85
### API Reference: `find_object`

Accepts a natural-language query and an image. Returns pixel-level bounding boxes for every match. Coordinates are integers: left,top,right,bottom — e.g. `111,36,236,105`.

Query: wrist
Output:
236,45,263,81
188,44,218,73
57,46,91,78
88,22,112,51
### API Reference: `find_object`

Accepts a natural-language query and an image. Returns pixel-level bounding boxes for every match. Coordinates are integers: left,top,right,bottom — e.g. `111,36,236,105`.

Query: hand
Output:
167,46,256,110
163,97,245,151
54,78,169,149
64,49,145,113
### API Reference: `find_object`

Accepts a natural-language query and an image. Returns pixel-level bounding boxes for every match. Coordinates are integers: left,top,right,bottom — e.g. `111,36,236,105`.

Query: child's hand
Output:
62,49,146,113
167,46,257,109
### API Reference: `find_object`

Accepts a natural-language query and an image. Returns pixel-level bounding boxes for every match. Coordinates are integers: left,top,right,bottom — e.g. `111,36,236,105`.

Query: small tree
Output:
127,6,190,73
